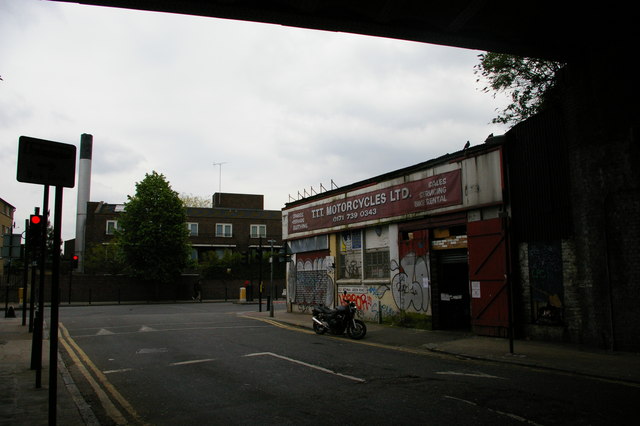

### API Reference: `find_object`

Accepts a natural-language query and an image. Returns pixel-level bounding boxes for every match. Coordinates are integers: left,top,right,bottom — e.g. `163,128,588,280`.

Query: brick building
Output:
70,193,282,266
0,197,16,277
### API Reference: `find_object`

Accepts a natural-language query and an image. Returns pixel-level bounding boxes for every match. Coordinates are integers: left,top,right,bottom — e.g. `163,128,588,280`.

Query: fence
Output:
1,272,285,306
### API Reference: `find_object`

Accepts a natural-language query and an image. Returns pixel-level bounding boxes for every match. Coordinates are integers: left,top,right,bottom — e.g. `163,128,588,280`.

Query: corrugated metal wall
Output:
506,107,573,242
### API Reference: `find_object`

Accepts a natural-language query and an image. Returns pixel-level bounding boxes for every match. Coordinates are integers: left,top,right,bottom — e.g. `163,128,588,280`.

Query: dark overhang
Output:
50,1,636,62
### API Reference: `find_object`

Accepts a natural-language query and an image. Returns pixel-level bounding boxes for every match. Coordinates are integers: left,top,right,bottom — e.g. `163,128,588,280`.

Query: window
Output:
187,223,198,236
364,249,390,279
338,230,362,279
216,223,232,237
250,224,266,238
106,220,118,235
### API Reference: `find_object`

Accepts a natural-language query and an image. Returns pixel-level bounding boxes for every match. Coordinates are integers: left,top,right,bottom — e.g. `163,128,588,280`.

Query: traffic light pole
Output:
269,240,275,318
32,186,49,388
258,237,263,312
48,185,64,425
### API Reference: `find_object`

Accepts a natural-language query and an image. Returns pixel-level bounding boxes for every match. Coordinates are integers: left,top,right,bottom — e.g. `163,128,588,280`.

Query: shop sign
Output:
288,169,461,235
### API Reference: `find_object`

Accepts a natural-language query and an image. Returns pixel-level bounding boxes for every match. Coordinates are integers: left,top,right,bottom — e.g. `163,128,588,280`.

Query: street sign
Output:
1,234,22,258
17,136,76,188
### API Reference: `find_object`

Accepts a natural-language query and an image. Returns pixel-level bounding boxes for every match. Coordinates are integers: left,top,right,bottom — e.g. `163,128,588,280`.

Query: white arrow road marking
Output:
97,328,114,335
139,326,156,332
244,352,365,383
436,371,505,379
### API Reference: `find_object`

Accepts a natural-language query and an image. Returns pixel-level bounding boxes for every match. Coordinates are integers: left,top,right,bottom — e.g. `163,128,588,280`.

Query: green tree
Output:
116,171,191,287
179,193,212,208
84,243,128,275
474,52,565,126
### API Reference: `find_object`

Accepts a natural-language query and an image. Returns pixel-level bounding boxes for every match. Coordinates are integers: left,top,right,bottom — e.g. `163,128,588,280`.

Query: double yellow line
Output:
59,323,148,425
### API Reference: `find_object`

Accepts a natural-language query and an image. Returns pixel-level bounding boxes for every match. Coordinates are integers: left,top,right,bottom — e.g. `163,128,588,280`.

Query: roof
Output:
90,202,280,219
284,134,505,208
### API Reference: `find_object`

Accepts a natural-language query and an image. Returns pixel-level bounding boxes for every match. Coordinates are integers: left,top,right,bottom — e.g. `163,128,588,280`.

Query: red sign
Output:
288,169,462,235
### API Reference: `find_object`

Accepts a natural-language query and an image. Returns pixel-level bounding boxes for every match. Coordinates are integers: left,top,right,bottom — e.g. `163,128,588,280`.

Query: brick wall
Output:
559,55,640,350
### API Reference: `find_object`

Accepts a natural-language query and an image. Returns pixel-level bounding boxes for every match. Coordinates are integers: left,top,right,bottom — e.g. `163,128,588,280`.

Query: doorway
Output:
436,249,470,330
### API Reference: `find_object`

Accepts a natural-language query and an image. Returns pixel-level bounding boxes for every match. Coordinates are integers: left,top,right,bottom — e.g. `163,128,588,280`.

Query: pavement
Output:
2,303,640,425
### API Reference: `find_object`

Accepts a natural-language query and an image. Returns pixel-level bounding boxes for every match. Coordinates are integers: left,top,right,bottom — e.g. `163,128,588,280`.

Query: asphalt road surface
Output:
57,303,638,425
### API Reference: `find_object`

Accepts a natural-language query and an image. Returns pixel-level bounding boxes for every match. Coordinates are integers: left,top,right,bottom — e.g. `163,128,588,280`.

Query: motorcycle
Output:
312,293,367,340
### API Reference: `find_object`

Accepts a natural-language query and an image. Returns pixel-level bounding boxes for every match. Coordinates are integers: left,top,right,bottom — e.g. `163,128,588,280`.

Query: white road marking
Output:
103,368,134,375
169,359,215,366
244,352,365,383
444,395,543,425
97,328,114,335
436,371,505,379
73,324,270,338
136,348,169,354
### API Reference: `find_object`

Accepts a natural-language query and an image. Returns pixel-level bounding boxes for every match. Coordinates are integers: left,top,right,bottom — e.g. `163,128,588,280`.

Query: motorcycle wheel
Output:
313,321,327,335
347,320,367,340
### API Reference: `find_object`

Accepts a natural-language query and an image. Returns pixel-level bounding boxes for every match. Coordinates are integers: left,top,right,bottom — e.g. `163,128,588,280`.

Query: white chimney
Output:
74,133,92,272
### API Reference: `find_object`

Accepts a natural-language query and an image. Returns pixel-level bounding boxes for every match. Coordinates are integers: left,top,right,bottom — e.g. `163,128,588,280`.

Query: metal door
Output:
467,217,510,337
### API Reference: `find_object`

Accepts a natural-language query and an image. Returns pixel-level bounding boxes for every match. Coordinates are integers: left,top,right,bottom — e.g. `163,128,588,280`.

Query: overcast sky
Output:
1,0,509,242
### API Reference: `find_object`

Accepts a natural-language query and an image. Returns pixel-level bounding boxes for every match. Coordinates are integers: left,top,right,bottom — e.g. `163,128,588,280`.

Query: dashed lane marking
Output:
169,359,215,366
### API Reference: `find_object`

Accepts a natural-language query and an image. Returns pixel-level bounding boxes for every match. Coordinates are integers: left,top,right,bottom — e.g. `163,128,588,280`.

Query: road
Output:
58,303,638,425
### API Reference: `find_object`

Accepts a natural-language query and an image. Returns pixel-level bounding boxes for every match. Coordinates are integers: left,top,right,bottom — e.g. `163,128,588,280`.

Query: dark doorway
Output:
436,249,470,330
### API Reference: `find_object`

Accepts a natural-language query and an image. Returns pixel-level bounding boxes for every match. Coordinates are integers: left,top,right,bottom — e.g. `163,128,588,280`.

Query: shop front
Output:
283,141,510,335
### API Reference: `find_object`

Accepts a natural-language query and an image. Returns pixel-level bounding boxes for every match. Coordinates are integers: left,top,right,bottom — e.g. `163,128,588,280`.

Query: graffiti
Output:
389,252,430,313
528,241,564,325
292,254,335,308
379,303,396,319
345,260,361,278
294,270,331,306
340,292,373,311
295,300,315,313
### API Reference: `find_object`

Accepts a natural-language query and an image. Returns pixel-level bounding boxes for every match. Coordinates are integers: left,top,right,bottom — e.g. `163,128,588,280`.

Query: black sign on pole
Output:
17,136,76,188
16,135,76,425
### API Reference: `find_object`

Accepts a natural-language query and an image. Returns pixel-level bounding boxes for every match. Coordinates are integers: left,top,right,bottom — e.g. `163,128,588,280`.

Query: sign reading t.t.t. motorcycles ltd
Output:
288,169,462,235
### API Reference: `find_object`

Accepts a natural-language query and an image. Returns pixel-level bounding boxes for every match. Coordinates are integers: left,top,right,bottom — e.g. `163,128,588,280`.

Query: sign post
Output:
17,135,76,425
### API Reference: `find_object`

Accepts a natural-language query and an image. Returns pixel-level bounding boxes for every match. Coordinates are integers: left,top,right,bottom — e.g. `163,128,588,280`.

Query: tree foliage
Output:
84,243,128,275
179,193,212,208
116,171,191,284
474,52,565,126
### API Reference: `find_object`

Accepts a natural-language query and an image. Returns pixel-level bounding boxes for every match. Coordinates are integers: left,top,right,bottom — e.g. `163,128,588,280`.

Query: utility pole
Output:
269,239,275,318
258,237,263,312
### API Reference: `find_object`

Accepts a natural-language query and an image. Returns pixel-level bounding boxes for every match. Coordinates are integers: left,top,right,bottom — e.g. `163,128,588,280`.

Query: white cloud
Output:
0,0,509,242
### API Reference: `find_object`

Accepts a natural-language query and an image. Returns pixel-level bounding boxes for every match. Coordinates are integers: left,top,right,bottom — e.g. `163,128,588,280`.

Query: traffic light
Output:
278,245,292,263
27,214,44,251
72,255,79,269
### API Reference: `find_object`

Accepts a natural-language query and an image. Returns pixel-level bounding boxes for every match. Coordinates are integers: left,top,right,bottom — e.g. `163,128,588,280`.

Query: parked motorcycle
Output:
312,293,367,340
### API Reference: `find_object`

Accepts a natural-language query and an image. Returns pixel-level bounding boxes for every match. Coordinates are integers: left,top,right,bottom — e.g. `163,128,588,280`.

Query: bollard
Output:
239,287,246,303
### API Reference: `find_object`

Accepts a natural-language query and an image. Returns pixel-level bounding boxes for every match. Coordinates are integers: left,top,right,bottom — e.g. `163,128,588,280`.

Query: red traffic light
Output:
28,215,44,250
73,255,79,260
